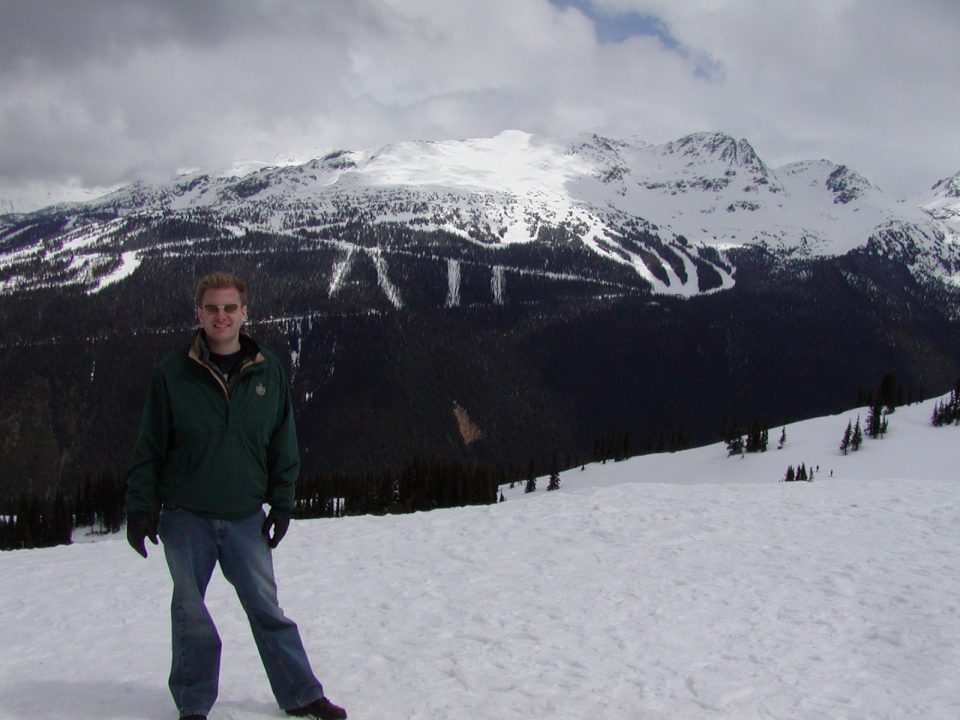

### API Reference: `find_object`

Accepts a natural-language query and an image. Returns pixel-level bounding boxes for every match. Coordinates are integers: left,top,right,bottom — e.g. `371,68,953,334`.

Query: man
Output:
125,271,347,720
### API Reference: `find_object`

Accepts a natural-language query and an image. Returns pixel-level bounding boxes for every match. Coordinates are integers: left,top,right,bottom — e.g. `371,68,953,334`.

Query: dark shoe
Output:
180,715,206,719
286,696,348,719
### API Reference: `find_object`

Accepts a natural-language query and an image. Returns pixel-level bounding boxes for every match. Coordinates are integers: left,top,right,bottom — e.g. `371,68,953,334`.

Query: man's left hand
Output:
261,509,290,548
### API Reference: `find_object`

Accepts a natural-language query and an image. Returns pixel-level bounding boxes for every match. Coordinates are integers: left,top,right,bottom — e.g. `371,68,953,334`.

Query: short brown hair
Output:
195,272,247,307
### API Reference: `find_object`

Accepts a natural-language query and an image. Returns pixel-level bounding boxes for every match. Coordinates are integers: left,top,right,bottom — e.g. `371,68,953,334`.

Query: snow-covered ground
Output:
1,396,958,719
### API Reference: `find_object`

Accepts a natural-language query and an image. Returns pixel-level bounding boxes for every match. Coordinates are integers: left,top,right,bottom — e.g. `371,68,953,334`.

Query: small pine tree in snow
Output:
851,417,864,452
840,421,852,455
547,471,560,491
525,475,536,493
726,434,744,457
932,400,943,426
744,421,770,454
784,463,813,482
724,419,744,457
931,381,960,426
778,426,787,450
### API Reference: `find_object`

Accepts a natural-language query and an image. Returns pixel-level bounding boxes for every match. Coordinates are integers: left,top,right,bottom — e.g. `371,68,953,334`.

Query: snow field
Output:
0,398,958,719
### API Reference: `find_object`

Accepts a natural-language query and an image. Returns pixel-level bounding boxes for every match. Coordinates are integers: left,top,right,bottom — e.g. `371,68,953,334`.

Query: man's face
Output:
196,286,247,352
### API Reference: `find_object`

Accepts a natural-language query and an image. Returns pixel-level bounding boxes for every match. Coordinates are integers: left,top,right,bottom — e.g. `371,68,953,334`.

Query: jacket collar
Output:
189,329,264,369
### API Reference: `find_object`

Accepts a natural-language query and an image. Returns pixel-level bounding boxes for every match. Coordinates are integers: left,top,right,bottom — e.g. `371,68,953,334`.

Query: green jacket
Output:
125,330,300,520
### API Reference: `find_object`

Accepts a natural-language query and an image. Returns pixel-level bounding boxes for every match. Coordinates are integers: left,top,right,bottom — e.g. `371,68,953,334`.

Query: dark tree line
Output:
592,425,692,464
0,473,124,551
293,456,499,519
723,419,770,456
856,372,910,411
2,458,501,550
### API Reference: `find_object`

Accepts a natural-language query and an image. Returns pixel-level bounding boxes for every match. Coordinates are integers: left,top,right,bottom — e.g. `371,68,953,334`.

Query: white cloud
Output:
0,0,957,207
595,0,960,192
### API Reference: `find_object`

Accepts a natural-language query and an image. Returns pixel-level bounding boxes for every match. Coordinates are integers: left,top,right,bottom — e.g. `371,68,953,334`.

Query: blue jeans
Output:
159,507,324,717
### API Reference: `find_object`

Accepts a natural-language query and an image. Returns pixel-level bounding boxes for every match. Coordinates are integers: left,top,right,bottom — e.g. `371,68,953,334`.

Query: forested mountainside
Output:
1,130,958,510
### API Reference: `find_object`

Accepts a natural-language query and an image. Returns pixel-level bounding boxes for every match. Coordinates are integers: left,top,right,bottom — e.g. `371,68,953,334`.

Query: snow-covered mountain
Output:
922,171,960,231
2,395,959,719
3,131,960,497
3,130,959,298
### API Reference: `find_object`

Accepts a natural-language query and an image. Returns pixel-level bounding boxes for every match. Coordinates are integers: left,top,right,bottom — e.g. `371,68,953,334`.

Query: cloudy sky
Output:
1,0,958,209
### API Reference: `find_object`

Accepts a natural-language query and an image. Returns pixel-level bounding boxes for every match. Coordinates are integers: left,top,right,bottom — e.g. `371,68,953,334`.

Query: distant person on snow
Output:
124,271,347,720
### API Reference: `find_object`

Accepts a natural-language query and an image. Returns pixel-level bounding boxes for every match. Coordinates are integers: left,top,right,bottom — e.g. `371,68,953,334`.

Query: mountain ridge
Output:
2,129,959,300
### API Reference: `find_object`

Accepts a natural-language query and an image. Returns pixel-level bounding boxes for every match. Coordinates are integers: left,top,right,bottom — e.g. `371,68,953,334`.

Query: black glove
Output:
261,509,290,549
127,513,159,558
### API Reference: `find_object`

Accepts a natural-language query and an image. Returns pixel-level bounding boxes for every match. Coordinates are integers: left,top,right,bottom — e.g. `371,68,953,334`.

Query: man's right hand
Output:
126,514,159,558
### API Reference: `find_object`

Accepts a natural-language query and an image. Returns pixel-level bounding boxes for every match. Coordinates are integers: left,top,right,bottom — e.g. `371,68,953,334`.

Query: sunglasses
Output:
200,303,242,314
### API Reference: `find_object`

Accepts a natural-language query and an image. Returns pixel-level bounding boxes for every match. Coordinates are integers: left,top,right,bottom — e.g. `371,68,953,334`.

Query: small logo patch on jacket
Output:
256,383,267,396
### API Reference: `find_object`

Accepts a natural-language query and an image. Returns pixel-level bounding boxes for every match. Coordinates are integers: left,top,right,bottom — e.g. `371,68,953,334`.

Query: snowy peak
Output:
779,160,878,202
317,149,361,172
932,172,960,199
920,171,960,235
627,132,784,205
663,132,769,177
825,164,876,204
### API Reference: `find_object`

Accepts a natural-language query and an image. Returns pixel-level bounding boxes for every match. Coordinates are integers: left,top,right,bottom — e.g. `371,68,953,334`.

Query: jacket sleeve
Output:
124,366,171,516
265,363,301,515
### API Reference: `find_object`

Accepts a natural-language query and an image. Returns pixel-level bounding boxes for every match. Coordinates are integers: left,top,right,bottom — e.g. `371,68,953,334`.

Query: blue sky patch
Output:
550,0,721,80
550,0,680,47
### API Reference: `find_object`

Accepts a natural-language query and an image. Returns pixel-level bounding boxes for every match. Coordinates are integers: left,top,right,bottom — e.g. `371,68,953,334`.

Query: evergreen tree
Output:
866,400,883,439
547,455,560,491
840,421,852,455
851,417,864,452
777,426,787,450
932,380,960,426
784,465,796,482
724,419,743,457
547,471,560,491
726,434,744,457
745,420,759,453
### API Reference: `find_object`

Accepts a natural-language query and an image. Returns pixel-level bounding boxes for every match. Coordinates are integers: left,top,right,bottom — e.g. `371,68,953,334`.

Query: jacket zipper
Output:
191,353,263,403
